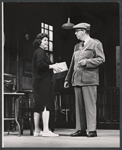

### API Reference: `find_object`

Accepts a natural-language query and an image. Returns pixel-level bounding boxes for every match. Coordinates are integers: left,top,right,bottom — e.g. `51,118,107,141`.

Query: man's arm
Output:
79,42,105,68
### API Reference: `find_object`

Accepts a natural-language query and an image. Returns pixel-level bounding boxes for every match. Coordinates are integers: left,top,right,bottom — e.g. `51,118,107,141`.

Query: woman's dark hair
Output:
33,33,49,48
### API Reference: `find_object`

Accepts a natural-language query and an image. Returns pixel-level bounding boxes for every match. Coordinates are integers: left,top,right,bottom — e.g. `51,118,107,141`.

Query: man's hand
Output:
64,81,70,88
78,59,87,66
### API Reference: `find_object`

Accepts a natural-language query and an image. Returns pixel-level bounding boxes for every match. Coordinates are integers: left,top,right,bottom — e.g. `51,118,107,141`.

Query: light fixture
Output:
62,18,74,29
62,3,74,29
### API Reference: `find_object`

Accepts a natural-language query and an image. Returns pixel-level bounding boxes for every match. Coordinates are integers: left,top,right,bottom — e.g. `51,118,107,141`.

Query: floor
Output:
3,128,120,148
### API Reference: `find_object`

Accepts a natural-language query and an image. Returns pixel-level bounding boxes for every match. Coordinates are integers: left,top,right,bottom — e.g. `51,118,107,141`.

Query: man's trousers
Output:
74,85,97,132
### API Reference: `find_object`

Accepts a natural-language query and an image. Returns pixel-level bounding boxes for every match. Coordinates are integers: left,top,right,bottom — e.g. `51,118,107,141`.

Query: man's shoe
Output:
87,131,97,137
70,130,87,136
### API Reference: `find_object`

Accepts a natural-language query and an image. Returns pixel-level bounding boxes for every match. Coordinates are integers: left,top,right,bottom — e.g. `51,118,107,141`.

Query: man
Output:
64,23,105,137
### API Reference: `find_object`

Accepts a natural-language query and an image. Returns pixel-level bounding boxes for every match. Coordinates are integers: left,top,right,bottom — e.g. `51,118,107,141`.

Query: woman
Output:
32,33,61,137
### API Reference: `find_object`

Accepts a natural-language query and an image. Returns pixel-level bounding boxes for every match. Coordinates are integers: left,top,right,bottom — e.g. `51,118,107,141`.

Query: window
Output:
41,23,54,63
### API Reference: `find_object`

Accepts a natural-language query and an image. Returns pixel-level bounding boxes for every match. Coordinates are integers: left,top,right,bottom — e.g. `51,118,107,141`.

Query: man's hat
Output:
73,23,91,31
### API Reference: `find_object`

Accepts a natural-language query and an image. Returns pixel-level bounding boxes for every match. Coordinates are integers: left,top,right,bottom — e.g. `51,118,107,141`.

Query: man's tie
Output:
81,40,85,47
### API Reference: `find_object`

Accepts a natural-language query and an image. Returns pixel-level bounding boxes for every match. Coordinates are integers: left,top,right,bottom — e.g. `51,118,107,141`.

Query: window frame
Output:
41,22,54,63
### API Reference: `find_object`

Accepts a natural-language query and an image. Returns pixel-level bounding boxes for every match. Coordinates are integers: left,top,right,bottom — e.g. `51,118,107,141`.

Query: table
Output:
4,92,25,136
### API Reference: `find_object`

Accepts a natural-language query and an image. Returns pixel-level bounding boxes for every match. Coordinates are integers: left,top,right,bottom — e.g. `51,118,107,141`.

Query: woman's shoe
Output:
34,131,42,137
42,131,59,137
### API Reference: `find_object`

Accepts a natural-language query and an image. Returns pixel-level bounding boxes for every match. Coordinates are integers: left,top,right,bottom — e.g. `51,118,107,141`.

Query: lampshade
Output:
62,18,74,29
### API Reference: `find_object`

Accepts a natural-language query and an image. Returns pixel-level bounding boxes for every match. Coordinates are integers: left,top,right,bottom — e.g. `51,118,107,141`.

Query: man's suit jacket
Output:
65,38,105,86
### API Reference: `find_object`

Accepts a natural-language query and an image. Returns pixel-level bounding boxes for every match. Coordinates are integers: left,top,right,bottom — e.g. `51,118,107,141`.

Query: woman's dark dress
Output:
32,47,54,112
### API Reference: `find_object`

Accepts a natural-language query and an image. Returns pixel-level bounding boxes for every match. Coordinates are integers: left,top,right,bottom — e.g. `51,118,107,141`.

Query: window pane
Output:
49,31,53,41
41,22,44,28
41,28,44,33
45,24,48,29
49,25,53,31
45,29,48,34
49,42,53,52
50,54,54,63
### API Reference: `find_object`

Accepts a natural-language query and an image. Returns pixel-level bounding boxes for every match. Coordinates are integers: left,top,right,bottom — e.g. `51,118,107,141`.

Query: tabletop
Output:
4,92,25,96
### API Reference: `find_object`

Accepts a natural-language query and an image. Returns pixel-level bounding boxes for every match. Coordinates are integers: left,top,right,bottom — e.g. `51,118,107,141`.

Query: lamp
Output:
62,3,74,29
62,18,74,29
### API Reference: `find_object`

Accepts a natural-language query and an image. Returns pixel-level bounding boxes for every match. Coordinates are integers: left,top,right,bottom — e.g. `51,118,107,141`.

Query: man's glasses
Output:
75,29,84,33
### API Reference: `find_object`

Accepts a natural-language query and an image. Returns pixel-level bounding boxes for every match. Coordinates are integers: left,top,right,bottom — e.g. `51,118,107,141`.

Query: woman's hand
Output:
49,63,62,73
64,81,70,88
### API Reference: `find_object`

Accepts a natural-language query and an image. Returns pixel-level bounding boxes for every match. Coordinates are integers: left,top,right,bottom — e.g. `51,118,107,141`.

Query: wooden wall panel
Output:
116,46,120,87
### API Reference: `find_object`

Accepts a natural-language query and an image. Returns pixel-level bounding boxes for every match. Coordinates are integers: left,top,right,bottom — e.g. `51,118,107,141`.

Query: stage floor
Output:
3,128,120,148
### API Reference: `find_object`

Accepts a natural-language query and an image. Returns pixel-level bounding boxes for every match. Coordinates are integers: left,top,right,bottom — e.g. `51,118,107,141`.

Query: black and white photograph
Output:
2,1,120,148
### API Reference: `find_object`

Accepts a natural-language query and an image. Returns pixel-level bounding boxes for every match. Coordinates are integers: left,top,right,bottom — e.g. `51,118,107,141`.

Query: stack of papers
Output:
53,62,68,73
53,62,68,79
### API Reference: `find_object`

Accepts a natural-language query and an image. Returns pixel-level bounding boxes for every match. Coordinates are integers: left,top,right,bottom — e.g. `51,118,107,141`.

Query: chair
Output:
54,92,70,122
19,90,34,135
